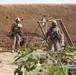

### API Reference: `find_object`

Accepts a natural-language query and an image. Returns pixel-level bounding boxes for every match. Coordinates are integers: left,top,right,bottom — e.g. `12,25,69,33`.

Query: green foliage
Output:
14,68,23,75
64,46,76,53
38,64,68,75
14,47,38,75
14,47,37,62
69,70,76,75
57,57,68,75
24,57,38,71
48,65,68,75
14,47,76,75
24,71,40,75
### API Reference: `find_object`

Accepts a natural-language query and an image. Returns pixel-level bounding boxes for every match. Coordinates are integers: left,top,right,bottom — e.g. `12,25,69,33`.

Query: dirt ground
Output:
0,52,17,75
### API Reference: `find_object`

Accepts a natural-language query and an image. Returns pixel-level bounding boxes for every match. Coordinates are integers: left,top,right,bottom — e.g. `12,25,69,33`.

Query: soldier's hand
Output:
40,40,46,48
42,40,46,44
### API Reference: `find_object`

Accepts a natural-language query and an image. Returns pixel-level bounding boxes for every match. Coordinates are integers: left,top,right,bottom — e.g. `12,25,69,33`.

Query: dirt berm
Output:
0,4,76,51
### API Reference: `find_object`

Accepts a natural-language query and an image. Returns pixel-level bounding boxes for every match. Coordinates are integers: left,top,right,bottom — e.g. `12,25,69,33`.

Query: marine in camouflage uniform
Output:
44,20,61,51
10,17,23,52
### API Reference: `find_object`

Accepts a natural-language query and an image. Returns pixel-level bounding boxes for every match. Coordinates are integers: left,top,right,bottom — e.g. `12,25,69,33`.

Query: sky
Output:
0,0,76,4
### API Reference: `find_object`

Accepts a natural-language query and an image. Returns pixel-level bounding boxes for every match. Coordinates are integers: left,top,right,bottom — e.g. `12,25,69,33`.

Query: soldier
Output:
41,15,47,34
42,20,61,51
41,15,46,26
10,17,23,52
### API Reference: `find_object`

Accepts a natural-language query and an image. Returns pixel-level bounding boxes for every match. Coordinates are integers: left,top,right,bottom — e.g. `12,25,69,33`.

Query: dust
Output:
0,52,17,75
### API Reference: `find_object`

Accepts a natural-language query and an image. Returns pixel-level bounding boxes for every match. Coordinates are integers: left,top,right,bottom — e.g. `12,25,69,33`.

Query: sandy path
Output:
0,52,17,75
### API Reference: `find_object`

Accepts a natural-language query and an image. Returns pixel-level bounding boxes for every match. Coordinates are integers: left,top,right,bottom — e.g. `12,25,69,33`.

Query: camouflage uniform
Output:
44,20,61,51
11,17,23,52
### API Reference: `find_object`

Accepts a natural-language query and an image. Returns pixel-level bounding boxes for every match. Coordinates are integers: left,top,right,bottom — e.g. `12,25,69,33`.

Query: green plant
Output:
14,47,37,62
14,47,76,75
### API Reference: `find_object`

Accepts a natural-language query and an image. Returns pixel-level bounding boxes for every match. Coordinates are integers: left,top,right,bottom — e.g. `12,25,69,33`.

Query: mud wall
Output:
0,4,76,50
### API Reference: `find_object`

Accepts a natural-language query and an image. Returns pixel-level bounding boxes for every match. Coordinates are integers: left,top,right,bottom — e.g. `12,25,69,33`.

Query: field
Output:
0,52,17,75
0,4,76,75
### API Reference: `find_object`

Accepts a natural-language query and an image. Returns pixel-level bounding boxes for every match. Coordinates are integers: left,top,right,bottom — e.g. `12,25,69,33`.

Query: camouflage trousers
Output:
48,39,58,51
12,34,21,51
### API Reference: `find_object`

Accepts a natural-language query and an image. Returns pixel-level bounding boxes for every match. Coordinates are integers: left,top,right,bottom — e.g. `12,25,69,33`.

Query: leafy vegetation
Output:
14,47,76,75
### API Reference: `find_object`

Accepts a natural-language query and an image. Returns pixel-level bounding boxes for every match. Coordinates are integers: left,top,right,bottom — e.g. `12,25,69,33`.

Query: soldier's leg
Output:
12,35,16,52
53,40,58,51
48,39,52,51
17,35,21,50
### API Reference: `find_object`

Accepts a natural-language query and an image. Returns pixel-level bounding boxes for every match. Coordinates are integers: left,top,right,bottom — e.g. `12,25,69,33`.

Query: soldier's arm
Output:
9,23,15,34
58,27,62,41
10,23,15,32
44,27,51,41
